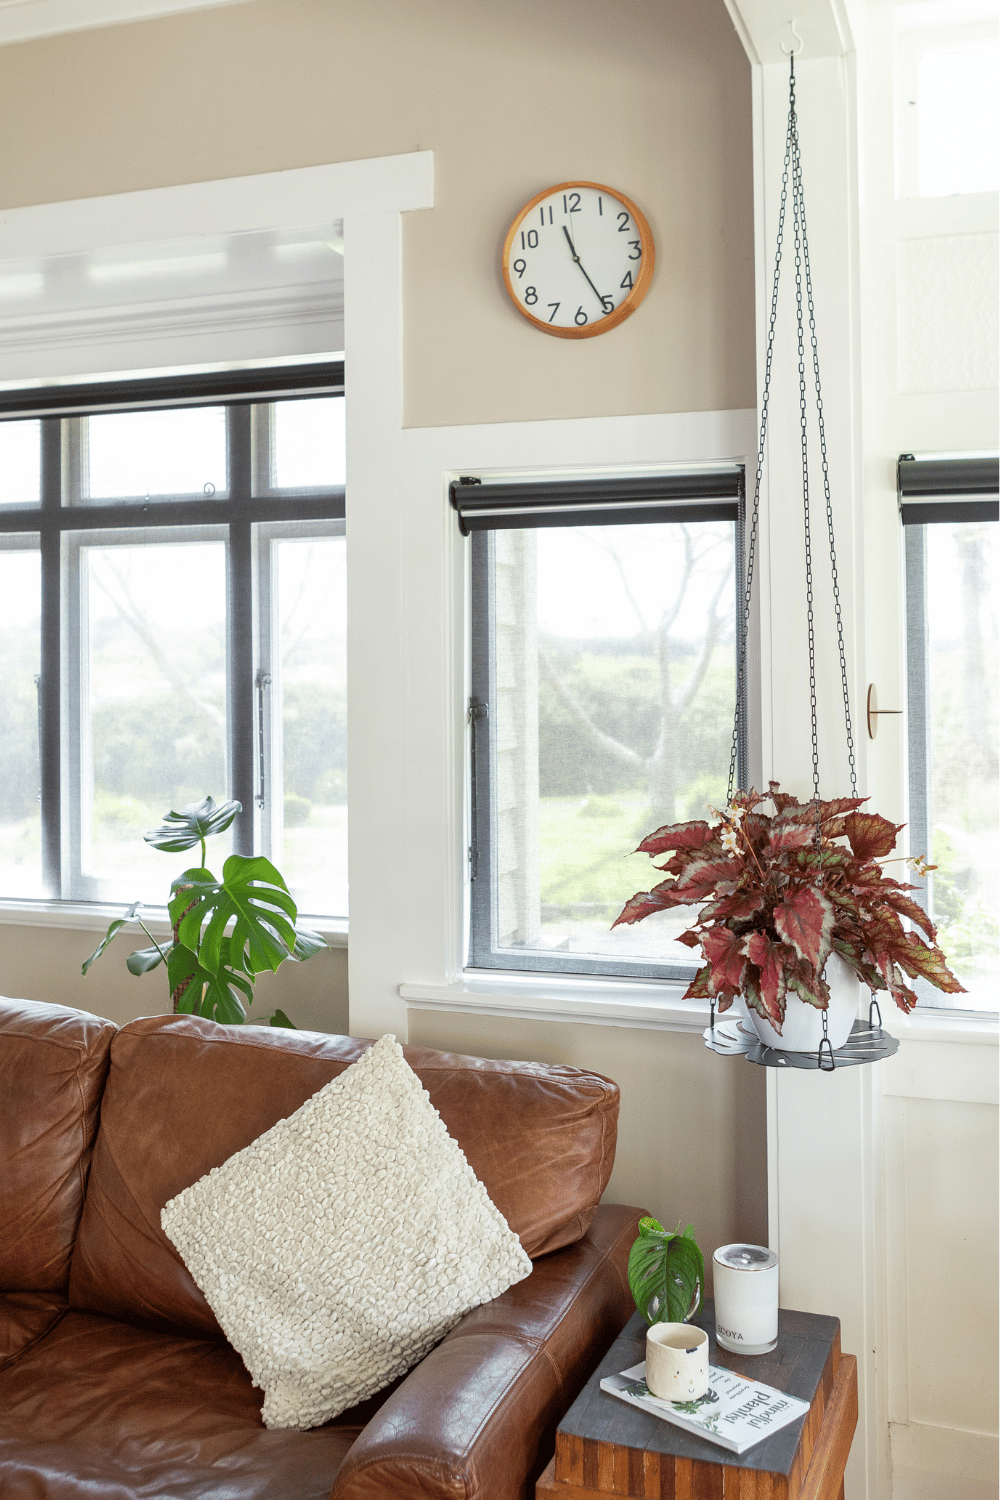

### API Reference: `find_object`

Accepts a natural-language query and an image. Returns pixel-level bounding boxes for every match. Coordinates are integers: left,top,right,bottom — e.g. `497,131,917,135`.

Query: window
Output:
901,453,999,1010
896,12,999,198
457,468,744,979
0,364,346,919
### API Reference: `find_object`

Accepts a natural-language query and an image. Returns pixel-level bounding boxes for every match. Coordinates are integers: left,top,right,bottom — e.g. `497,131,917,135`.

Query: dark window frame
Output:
0,362,344,903
900,451,999,1008
460,467,747,982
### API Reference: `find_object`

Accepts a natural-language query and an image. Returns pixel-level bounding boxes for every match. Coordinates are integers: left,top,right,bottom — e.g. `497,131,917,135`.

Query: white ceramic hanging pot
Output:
747,951,859,1053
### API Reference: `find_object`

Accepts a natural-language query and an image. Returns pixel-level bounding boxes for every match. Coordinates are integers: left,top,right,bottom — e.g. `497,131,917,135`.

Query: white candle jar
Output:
712,1243,779,1355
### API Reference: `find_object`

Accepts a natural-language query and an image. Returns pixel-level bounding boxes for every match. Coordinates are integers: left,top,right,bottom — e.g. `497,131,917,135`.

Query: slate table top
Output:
556,1300,841,1476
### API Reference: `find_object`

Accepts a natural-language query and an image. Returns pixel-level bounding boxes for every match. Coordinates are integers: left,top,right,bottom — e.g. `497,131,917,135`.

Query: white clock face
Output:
503,183,654,338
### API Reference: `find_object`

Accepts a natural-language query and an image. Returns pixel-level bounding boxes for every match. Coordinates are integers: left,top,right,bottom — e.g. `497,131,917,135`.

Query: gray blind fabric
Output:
899,454,999,525
450,468,743,534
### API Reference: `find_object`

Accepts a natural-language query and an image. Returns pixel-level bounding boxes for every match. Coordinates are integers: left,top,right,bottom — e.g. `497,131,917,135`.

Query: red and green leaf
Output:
636,820,716,858
745,931,788,1017
673,857,741,901
683,964,713,1000
612,879,684,928
842,811,903,861
880,890,937,939
774,886,835,970
768,823,815,854
702,925,747,994
784,955,830,1010
892,932,966,992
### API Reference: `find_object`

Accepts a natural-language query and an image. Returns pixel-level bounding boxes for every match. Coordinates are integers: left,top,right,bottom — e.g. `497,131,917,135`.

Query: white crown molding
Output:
0,280,342,353
0,0,247,45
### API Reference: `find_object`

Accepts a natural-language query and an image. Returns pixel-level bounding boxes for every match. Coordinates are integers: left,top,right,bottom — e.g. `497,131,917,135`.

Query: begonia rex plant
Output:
613,783,964,1033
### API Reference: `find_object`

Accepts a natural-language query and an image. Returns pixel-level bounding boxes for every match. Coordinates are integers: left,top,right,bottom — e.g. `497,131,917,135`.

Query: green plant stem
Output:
137,918,170,967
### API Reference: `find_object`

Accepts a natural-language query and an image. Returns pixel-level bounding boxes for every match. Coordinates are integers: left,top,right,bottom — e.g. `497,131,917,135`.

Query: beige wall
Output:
0,0,764,1271
408,1009,767,1288
0,923,349,1035
0,0,754,428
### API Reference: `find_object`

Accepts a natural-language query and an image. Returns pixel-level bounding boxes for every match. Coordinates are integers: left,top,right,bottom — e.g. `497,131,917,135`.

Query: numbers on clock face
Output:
506,185,647,333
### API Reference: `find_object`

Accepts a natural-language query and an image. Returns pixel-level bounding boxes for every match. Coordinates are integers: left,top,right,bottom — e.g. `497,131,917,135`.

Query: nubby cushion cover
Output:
160,1034,532,1430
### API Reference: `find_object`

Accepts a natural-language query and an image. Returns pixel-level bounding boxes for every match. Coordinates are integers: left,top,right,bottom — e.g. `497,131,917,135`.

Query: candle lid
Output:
713,1243,778,1271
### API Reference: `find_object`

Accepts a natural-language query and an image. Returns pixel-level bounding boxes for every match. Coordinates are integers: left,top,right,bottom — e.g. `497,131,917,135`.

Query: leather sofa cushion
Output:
0,1309,373,1500
0,998,117,1293
69,1015,619,1338
0,1292,68,1373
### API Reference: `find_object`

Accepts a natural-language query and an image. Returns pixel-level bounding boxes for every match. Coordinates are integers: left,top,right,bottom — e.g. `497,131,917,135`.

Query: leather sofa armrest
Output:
330,1201,644,1500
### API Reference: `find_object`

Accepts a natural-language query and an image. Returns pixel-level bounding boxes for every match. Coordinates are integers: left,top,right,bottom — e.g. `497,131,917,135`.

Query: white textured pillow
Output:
160,1034,532,1430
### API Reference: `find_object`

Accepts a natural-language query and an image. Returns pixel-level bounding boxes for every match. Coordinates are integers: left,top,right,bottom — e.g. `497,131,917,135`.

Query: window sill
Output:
400,976,999,1044
399,972,709,1033
890,1007,998,1046
0,899,349,948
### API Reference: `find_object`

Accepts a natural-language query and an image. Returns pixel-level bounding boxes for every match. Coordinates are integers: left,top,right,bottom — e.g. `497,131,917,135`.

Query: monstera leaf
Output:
144,797,241,854
627,1218,705,1327
170,856,297,977
167,938,254,1025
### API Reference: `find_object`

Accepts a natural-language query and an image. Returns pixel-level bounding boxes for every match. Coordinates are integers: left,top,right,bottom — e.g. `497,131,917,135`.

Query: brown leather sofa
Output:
0,997,643,1499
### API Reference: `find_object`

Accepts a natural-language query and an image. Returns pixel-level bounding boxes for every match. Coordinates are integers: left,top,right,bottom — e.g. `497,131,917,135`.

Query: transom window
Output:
0,364,346,918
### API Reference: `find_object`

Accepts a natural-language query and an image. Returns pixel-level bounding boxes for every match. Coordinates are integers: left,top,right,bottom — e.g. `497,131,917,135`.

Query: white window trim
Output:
0,0,252,48
0,150,433,948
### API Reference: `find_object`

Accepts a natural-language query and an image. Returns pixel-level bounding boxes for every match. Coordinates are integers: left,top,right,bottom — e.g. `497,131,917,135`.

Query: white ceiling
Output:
0,0,246,46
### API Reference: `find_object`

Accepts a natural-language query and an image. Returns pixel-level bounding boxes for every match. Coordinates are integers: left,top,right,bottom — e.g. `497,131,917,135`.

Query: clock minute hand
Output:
562,224,608,312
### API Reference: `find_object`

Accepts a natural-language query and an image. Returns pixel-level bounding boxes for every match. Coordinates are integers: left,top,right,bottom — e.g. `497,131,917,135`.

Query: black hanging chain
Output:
728,54,858,821
789,61,823,847
727,91,795,802
789,71,858,801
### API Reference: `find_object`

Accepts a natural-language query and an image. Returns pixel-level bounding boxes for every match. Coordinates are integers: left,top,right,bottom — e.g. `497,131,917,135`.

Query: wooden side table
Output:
537,1302,857,1500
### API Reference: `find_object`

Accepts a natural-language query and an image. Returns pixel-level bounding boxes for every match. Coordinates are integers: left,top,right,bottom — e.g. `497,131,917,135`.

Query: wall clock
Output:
501,181,655,339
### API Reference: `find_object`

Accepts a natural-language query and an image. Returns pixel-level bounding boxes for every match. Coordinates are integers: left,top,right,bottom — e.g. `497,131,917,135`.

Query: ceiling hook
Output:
780,19,804,55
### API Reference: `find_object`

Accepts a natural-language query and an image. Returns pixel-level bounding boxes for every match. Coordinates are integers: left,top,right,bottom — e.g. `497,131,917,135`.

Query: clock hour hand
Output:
562,225,610,313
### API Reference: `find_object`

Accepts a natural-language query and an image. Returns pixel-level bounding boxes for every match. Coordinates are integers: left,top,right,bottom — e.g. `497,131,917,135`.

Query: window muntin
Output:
0,541,42,896
906,516,998,1010
0,366,346,918
470,506,740,979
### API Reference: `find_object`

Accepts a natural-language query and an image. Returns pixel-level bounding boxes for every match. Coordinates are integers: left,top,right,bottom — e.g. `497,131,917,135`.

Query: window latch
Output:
256,669,272,808
468,697,489,880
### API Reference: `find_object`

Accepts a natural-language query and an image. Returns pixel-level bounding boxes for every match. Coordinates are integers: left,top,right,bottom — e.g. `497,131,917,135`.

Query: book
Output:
600,1360,811,1455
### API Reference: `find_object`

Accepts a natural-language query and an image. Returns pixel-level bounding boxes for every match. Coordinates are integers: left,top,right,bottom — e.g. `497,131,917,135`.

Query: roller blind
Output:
898,453,999,525
450,466,743,535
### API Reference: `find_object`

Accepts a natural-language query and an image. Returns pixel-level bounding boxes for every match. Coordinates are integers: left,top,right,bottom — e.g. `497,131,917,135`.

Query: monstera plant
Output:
82,796,326,1027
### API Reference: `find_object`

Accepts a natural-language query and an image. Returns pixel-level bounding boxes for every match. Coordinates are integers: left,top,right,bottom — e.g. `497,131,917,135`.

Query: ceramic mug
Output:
645,1322,709,1402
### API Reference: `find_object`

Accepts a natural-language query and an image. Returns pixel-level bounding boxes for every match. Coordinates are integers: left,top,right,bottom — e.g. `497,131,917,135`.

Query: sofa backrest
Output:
0,997,117,1293
69,1014,619,1337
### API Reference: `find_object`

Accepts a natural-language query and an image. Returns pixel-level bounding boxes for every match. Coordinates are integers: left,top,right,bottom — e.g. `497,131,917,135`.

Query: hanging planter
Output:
612,783,963,1059
611,55,965,1066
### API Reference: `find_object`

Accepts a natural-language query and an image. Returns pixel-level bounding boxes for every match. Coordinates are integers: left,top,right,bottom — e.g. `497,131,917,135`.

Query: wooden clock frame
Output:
501,180,656,339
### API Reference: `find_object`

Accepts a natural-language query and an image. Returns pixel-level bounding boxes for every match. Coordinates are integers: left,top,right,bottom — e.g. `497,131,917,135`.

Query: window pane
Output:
0,547,42,896
81,539,228,900
271,397,345,490
274,534,347,915
82,408,227,501
913,521,999,1008
486,521,735,968
918,39,999,197
0,420,41,506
